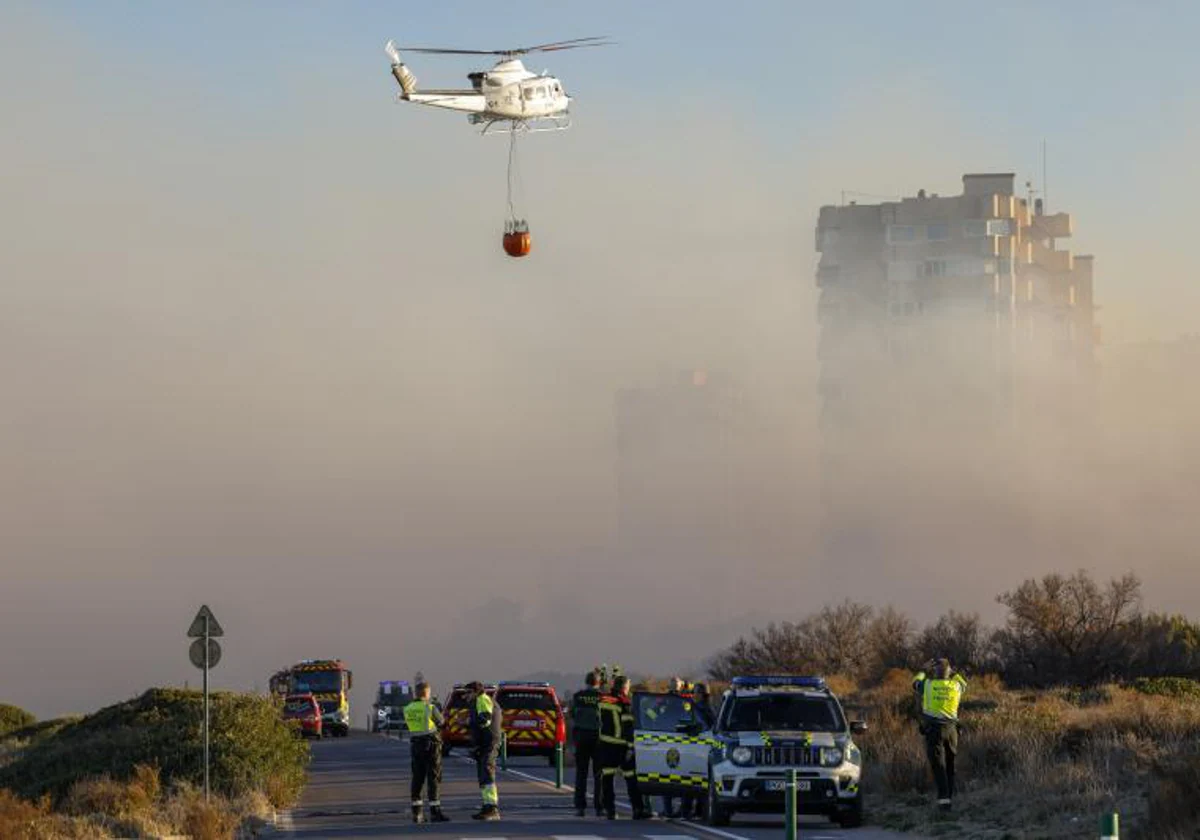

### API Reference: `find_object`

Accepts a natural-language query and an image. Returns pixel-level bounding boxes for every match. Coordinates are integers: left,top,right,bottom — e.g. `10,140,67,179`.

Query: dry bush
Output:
181,795,239,840
0,789,50,836
1148,748,1200,838
823,673,858,697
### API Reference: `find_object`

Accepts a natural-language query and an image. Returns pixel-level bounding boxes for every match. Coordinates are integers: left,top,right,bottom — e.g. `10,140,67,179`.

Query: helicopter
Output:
383,37,610,134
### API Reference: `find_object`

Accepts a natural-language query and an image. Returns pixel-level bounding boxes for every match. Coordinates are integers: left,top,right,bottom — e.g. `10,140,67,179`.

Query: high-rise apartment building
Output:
813,173,1097,570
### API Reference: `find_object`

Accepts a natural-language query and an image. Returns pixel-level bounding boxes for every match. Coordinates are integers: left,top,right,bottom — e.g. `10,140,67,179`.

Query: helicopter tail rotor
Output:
384,41,418,96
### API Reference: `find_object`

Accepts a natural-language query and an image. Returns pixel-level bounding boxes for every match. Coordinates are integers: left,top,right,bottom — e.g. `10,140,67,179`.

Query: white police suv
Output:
632,676,866,828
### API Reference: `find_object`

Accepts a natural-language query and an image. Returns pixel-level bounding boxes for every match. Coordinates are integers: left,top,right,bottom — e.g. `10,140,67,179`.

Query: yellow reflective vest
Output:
913,672,968,721
404,700,442,736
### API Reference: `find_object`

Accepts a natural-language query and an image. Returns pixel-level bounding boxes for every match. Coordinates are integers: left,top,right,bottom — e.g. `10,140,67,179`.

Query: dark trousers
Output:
922,720,958,800
598,740,642,817
573,729,602,812
411,735,442,805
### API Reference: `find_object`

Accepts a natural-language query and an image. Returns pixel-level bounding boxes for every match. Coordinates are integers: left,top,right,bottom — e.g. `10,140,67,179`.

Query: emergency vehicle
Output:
282,692,323,739
286,659,354,738
373,680,413,733
440,683,497,756
495,681,566,766
632,676,866,828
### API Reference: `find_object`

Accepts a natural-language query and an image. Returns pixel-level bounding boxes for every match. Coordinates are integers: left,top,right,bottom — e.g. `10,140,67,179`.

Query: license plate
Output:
765,780,811,792
511,720,541,729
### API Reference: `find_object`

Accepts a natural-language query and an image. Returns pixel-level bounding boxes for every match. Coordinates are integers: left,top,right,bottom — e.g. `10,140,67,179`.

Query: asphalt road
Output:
277,732,921,840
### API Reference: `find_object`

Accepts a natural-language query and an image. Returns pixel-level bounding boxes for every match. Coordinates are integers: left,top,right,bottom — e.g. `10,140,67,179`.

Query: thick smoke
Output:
1,6,1198,718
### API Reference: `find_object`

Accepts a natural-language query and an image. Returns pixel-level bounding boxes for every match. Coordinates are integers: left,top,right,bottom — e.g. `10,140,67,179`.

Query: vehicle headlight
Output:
378,709,388,718
820,747,844,767
729,746,754,766
846,743,862,766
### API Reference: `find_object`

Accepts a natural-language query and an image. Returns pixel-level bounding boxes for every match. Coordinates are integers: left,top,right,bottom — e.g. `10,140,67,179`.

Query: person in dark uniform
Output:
662,676,691,818
569,670,604,817
598,675,650,820
680,682,717,820
404,681,449,823
466,681,503,820
913,658,968,811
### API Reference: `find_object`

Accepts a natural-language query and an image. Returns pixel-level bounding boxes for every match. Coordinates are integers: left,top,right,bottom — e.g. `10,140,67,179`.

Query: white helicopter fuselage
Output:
390,52,570,122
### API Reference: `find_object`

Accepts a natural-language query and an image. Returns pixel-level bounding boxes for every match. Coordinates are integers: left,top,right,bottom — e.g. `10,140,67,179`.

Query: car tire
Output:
835,793,864,828
547,752,558,768
441,744,452,757
707,773,731,827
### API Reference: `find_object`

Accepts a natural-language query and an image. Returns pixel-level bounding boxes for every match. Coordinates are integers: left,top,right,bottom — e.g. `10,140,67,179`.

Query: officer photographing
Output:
404,682,449,824
466,681,503,821
569,669,603,817
912,658,968,811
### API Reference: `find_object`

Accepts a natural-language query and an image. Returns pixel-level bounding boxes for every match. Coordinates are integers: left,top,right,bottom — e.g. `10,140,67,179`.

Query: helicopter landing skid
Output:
472,115,571,135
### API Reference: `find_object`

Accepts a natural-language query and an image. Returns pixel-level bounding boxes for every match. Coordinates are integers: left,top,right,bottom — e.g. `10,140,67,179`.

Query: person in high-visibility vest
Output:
597,676,650,820
912,658,968,811
466,681,503,821
403,681,449,824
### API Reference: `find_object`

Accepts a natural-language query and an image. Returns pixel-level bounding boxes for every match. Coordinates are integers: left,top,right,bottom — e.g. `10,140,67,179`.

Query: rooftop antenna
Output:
1042,138,1048,214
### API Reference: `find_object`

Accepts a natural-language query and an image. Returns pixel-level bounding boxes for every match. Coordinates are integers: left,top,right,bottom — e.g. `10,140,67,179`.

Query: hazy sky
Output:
3,2,1199,718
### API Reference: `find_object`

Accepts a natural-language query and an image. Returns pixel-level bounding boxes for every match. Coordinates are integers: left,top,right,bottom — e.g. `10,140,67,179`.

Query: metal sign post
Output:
187,605,224,802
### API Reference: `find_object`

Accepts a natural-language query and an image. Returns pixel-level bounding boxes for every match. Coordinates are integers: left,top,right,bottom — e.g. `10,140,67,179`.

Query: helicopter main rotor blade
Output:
396,37,612,57
517,36,612,52
399,47,509,55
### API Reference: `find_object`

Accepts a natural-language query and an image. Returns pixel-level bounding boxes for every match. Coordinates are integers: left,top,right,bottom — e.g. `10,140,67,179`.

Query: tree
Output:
994,570,1142,686
915,611,996,675
0,703,35,737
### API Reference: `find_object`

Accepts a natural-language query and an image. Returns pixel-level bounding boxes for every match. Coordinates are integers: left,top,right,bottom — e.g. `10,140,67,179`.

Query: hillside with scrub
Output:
701,569,1200,838
0,688,309,839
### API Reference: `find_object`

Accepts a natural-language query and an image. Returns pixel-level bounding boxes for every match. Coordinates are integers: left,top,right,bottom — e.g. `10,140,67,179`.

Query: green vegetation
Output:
0,688,308,838
0,704,35,738
1132,677,1200,701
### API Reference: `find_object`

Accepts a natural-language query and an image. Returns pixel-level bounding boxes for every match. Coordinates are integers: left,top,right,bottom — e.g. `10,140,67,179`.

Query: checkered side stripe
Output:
636,772,707,787
635,733,720,747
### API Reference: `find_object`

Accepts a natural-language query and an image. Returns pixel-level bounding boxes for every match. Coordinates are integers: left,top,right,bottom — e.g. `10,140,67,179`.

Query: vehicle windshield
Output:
377,684,411,706
721,693,845,733
283,697,315,716
292,671,342,694
498,690,556,712
634,693,696,733
445,690,471,711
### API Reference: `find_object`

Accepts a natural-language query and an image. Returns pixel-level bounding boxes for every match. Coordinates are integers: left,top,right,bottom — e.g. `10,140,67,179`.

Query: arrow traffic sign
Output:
187,605,224,638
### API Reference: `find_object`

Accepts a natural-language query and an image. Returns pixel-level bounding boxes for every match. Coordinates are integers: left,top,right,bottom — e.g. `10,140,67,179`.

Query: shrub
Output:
0,705,36,738
0,688,309,806
0,789,51,838
1133,677,1200,701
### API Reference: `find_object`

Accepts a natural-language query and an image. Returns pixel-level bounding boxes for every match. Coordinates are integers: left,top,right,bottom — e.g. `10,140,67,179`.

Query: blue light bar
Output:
731,676,827,689
498,680,552,688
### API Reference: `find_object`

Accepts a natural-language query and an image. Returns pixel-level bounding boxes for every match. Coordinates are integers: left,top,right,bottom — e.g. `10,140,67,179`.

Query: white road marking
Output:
275,808,296,834
551,835,606,840
375,736,754,840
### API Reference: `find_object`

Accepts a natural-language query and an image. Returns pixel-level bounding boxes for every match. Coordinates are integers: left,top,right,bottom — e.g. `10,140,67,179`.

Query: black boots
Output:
412,805,425,824
430,805,450,823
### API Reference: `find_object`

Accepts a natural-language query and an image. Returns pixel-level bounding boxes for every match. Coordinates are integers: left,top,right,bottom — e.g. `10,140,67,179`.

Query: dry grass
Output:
851,675,1200,838
1,763,270,839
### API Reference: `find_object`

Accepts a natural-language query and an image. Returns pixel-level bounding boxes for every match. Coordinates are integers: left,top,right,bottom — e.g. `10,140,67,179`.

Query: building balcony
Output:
1028,212,1072,240
1031,238,1074,273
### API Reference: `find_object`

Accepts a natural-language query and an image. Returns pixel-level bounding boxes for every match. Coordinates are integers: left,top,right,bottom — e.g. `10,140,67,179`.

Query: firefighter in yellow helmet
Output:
913,658,968,811
597,675,650,820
